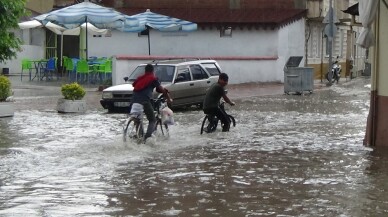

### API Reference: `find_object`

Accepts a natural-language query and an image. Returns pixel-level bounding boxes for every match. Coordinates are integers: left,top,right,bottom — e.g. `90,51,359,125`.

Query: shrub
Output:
0,75,11,102
61,82,86,100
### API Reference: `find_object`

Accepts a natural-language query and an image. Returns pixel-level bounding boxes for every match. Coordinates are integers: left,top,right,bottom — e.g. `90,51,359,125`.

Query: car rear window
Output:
202,63,221,76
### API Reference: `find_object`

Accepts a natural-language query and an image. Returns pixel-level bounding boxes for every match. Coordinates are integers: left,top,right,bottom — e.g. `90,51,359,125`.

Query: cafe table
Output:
30,59,48,81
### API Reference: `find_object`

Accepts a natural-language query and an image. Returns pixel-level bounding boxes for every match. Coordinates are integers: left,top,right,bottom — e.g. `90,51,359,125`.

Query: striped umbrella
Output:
34,1,138,59
121,9,197,55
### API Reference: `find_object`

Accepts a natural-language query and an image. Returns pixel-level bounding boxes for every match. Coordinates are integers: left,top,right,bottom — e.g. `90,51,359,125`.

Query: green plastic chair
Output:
76,59,92,83
96,59,112,83
65,57,75,82
21,59,34,81
61,56,69,79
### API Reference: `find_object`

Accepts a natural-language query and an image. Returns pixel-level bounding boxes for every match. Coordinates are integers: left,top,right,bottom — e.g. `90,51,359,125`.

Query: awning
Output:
342,3,359,16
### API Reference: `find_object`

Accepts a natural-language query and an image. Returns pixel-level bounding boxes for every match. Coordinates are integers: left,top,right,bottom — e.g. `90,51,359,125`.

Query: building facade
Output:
2,0,307,85
304,0,366,80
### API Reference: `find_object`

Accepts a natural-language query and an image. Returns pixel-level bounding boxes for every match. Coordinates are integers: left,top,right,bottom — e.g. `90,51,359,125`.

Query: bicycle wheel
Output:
123,118,144,143
228,115,236,127
155,118,170,138
200,115,218,134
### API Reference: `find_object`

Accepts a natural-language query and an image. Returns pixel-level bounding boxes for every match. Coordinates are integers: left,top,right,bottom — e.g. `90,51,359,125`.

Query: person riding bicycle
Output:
202,73,235,132
131,64,172,141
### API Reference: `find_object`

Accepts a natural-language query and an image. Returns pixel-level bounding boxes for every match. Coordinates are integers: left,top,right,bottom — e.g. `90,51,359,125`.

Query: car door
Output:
189,64,210,104
201,62,221,86
168,66,193,106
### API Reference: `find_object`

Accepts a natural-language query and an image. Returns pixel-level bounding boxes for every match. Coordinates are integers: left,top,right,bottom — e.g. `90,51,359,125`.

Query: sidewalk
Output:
7,74,342,111
10,74,330,98
228,80,329,99
10,75,99,93
8,75,103,111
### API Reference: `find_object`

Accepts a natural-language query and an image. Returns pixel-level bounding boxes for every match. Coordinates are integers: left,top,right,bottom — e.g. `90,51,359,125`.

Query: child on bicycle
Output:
202,73,235,132
131,64,172,141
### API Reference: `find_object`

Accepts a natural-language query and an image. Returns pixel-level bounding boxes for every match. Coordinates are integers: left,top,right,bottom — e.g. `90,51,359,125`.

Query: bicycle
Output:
200,101,236,134
123,97,170,143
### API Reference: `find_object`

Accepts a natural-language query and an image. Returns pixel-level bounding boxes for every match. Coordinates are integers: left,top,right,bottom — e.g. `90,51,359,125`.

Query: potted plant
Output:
0,75,14,117
57,82,87,113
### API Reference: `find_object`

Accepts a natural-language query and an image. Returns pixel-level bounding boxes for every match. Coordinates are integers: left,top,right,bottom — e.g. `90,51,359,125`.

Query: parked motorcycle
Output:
326,57,341,84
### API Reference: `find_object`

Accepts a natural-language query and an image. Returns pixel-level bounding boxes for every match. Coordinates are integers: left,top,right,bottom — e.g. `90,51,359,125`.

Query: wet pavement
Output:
2,75,386,217
8,75,329,111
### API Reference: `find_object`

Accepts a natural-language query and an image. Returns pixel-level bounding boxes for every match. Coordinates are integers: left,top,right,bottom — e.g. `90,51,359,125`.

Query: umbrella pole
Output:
86,18,88,59
60,32,64,67
60,32,64,80
147,27,151,55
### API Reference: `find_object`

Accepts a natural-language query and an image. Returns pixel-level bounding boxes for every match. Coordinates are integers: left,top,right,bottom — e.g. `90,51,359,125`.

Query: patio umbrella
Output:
121,9,197,55
34,0,138,59
19,20,109,66
19,20,107,36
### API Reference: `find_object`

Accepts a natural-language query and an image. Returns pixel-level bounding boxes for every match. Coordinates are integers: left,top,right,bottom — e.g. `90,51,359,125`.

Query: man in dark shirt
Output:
132,64,172,141
202,73,235,132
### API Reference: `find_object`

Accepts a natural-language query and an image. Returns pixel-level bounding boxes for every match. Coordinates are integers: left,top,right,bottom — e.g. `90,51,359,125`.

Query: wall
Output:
112,0,295,9
109,19,305,85
364,2,388,146
0,45,45,75
88,27,278,57
277,19,307,82
0,28,45,75
26,0,54,13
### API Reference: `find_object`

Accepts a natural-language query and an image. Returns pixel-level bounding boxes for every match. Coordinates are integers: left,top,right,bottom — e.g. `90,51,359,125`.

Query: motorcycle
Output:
326,57,341,84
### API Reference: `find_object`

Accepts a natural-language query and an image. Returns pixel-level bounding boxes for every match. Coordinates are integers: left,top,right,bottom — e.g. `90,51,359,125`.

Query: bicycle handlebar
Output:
152,96,167,112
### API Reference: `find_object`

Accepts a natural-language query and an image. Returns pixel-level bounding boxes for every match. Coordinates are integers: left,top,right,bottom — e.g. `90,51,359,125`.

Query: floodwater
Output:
1,78,388,216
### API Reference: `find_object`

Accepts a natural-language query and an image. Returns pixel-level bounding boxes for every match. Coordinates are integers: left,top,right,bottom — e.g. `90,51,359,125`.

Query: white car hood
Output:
103,83,133,92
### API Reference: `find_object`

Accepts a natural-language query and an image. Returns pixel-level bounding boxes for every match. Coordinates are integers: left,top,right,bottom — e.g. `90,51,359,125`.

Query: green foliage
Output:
0,75,11,101
61,83,86,100
0,0,27,63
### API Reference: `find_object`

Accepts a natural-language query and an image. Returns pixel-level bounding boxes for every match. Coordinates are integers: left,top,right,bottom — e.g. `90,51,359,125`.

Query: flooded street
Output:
1,78,387,216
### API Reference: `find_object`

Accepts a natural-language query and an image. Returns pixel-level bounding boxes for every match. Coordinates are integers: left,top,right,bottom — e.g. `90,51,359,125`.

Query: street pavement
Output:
7,74,343,111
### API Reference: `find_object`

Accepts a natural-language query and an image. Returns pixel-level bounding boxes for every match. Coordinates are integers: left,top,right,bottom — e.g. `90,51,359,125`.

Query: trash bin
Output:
284,56,314,94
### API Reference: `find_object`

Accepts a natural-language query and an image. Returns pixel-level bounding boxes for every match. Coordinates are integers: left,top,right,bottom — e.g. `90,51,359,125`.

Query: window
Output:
175,68,191,82
202,63,221,76
220,27,232,37
155,65,175,82
190,65,208,80
307,25,322,58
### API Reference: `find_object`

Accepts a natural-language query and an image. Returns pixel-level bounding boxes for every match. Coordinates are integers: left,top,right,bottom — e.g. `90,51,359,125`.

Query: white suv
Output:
100,59,223,112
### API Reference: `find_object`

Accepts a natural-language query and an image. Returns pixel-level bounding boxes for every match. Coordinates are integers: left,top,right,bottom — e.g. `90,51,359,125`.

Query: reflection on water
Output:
1,81,387,216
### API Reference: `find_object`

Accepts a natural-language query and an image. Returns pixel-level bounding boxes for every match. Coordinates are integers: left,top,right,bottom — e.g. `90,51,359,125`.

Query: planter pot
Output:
0,102,14,117
57,98,87,113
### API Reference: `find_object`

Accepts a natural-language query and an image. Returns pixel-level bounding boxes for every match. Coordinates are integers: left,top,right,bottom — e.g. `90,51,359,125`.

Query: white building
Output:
2,0,307,85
